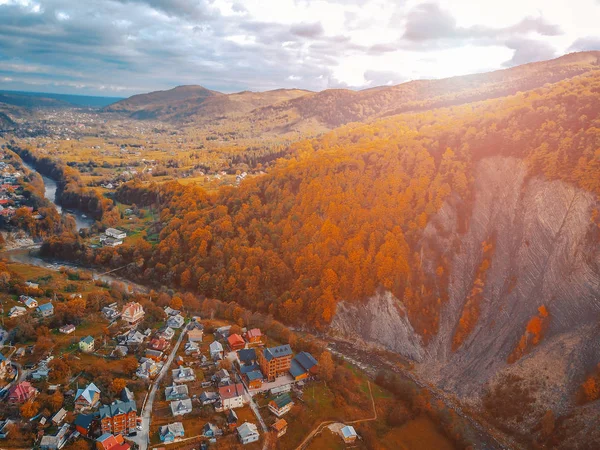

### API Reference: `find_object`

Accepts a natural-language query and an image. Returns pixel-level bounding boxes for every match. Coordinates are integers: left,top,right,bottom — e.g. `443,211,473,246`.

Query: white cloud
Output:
0,0,598,96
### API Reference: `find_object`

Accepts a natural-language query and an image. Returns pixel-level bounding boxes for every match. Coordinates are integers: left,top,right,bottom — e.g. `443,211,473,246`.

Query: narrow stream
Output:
20,159,94,230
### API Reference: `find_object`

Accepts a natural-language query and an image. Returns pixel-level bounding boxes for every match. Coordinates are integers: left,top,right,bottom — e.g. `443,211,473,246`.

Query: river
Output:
20,160,94,230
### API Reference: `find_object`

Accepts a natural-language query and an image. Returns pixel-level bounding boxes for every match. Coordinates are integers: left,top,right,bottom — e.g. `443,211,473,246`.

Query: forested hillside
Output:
51,68,600,341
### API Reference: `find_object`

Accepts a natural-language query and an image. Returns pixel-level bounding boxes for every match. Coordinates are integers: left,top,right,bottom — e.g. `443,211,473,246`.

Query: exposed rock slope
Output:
332,156,600,402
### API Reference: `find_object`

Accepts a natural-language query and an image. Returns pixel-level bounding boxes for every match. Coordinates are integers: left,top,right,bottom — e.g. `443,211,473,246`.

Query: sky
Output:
0,0,599,97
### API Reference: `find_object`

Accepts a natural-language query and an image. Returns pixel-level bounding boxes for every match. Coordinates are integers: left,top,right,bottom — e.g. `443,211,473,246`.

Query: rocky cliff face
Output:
331,156,600,406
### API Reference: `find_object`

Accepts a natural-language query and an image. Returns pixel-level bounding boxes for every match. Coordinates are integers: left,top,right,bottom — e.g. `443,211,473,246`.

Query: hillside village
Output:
0,261,382,450
0,157,38,223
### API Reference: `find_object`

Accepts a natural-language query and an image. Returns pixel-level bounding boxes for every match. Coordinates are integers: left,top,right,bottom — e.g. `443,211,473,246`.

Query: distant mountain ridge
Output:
104,51,600,132
104,85,312,120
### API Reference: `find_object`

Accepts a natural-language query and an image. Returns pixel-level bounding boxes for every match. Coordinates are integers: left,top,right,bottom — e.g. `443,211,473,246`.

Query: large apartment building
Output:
99,400,138,435
258,344,292,382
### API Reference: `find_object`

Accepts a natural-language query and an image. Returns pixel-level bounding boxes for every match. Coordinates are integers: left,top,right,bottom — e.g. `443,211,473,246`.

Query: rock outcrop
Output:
331,156,600,403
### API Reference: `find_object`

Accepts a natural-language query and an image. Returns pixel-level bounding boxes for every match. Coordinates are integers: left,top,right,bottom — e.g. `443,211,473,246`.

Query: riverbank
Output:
3,247,149,294
19,159,94,230
8,143,111,223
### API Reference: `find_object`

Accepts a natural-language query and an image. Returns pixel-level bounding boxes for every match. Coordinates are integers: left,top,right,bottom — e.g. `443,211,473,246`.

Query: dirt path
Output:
295,381,376,450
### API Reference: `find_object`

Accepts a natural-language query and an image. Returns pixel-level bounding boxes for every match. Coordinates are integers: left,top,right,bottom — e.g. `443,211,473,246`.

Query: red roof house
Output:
246,328,263,345
8,381,38,404
96,433,131,450
150,337,170,351
227,334,245,351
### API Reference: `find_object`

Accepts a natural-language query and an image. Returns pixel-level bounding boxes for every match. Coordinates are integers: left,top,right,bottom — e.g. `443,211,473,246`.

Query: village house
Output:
105,228,127,239
51,408,67,425
121,302,144,325
124,330,145,346
289,351,319,381
268,393,294,417
31,363,50,380
188,319,203,330
165,383,189,401
59,324,76,334
74,413,95,437
75,383,101,411
95,433,131,450
159,422,185,443
99,400,138,435
172,367,195,383
158,326,175,340
37,302,54,317
218,383,245,410
145,349,163,361
240,362,260,376
25,281,39,289
136,360,159,379
166,314,185,329
111,345,128,358
23,297,38,309
8,305,26,318
187,328,203,343
39,423,70,450
102,303,120,321
215,325,232,340
227,333,245,351
238,348,257,366
8,381,38,403
258,344,293,382
226,409,238,430
20,296,38,308
246,328,263,346
237,422,259,445
245,370,263,390
271,419,288,438
121,387,135,403
212,368,231,385
203,422,222,438
104,238,123,247
170,399,192,416
79,336,95,353
339,425,358,444
200,391,219,406
209,341,224,360
150,337,170,352
163,306,179,316
184,342,199,355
